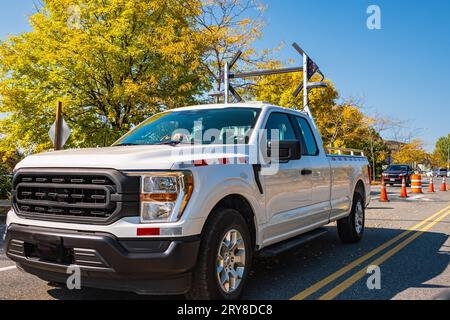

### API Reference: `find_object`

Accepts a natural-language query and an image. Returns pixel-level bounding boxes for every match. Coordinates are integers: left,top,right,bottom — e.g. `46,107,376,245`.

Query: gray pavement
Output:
0,199,10,207
0,185,449,300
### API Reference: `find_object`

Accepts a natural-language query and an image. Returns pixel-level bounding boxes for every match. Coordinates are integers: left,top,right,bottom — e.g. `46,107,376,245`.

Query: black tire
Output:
47,282,64,288
186,208,253,300
337,193,365,243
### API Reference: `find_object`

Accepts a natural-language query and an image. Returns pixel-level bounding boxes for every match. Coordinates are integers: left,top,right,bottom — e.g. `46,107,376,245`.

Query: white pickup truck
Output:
5,102,370,299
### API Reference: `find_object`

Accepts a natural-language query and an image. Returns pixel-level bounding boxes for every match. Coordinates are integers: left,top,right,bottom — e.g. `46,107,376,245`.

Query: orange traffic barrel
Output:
410,174,423,194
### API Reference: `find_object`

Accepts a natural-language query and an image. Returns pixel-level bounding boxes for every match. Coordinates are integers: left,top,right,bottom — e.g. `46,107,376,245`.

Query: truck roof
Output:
172,101,308,116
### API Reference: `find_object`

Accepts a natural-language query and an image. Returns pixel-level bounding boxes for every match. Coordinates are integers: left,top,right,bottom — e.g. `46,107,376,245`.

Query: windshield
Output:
114,108,260,146
387,165,409,171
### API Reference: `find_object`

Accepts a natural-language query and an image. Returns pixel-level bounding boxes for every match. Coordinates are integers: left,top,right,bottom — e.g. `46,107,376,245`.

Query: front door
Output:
262,112,313,245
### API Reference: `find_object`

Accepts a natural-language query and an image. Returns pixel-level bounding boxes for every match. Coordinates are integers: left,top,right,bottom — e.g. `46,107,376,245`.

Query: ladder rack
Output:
213,42,328,129
327,148,365,157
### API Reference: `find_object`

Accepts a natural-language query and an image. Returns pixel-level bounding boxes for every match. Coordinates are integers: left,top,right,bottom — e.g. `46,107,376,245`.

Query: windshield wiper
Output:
156,140,184,146
115,140,188,147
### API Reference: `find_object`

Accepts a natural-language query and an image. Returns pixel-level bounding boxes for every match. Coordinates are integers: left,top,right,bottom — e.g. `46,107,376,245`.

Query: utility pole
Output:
370,136,376,181
54,101,63,151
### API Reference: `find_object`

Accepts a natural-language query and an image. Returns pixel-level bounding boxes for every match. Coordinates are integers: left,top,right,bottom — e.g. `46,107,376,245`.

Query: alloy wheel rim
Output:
216,229,246,294
355,201,364,234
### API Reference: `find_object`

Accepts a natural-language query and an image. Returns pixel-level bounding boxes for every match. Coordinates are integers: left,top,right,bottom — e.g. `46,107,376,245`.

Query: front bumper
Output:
5,224,200,295
384,176,407,183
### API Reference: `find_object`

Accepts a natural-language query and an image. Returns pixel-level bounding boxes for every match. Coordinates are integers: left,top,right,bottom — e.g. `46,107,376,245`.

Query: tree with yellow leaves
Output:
250,67,391,178
0,0,207,156
250,69,367,147
392,139,428,166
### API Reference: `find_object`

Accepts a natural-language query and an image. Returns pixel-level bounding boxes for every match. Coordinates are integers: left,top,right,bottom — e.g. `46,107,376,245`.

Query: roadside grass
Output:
0,206,9,216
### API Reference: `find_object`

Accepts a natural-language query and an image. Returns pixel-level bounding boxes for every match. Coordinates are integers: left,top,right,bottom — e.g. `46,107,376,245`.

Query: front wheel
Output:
186,208,252,300
337,193,365,243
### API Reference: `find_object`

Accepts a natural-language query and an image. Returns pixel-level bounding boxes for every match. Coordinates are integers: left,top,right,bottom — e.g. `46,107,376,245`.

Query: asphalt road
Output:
1,183,449,300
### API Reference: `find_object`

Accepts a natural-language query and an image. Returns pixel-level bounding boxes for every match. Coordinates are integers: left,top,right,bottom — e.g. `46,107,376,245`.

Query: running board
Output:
258,228,328,258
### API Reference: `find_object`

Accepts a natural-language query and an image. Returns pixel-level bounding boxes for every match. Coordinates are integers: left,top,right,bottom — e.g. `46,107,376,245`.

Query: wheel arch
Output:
202,194,257,250
354,179,366,206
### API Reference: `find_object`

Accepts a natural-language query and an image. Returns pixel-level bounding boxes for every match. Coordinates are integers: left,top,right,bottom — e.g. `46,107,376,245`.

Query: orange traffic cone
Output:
441,177,447,192
428,176,435,193
400,176,408,198
380,176,389,202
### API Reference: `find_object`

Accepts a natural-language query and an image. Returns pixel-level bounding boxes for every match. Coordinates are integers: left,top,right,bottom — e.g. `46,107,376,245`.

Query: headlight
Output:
139,171,193,223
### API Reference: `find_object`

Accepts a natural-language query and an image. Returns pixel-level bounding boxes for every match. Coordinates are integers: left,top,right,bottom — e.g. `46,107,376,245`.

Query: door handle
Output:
301,169,313,175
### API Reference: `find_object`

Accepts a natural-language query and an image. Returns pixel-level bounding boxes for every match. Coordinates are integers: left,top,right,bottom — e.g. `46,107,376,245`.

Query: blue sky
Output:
0,0,449,151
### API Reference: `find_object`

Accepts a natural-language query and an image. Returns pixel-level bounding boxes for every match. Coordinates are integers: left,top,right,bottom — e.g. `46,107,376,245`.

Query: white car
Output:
436,168,448,177
426,169,434,177
5,102,370,299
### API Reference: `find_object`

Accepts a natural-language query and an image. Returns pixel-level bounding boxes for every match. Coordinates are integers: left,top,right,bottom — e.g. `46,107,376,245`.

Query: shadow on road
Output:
346,229,450,300
243,226,449,300
1,222,448,300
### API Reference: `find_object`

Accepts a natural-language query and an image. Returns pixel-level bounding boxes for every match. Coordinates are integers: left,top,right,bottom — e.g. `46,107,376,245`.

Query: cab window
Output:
296,117,319,156
265,113,296,142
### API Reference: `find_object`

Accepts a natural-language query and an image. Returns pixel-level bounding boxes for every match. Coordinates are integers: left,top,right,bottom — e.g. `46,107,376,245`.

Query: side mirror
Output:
268,140,302,162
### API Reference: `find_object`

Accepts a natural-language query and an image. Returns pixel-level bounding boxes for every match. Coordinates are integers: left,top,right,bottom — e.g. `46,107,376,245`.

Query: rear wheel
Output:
186,208,252,300
337,193,365,243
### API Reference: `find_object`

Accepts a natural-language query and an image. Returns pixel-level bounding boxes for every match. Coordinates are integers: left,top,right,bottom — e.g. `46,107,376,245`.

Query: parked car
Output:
5,102,371,300
382,164,414,186
425,169,434,177
436,168,448,177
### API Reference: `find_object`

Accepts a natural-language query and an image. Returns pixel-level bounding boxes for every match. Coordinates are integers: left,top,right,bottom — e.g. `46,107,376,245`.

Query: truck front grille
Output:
12,169,140,224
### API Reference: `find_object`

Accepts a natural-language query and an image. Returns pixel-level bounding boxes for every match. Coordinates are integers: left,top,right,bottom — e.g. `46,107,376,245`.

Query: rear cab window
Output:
295,116,319,156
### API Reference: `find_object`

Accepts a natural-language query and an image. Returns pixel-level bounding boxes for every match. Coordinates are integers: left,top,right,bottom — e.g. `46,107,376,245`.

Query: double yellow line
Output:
291,204,450,300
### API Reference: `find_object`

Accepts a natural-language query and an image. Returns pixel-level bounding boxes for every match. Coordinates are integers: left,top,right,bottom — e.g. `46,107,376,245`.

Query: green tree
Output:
0,151,20,198
0,162,12,198
0,0,207,156
434,134,450,168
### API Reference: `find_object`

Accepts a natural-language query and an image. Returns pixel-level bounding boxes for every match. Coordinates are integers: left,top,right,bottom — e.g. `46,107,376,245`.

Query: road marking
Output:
319,208,450,300
290,204,450,300
0,265,16,272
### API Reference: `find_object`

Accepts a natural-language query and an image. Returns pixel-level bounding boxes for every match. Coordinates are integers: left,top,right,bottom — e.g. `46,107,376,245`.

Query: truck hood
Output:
15,145,248,171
